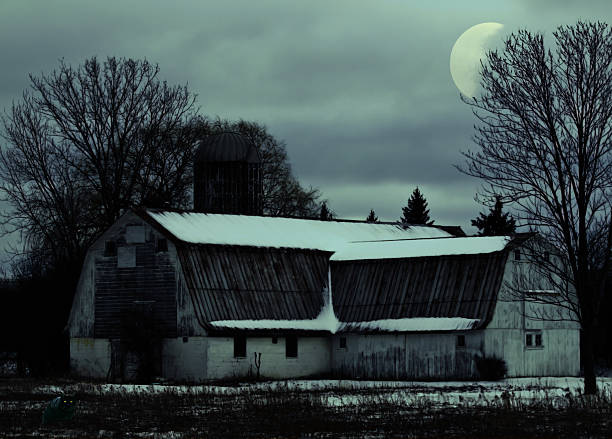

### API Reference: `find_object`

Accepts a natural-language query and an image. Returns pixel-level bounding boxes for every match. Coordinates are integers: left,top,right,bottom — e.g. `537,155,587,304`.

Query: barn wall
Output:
484,254,581,377
331,332,483,379
69,338,110,379
205,336,331,380
67,251,97,337
162,337,208,382
93,215,177,338
483,329,580,377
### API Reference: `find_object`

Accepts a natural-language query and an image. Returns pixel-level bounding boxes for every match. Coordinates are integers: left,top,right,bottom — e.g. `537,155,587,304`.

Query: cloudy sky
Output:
1,0,611,238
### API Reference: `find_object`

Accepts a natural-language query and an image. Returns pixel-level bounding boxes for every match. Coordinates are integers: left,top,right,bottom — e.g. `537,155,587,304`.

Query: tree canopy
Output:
0,57,199,268
458,21,612,393
400,187,433,225
471,196,516,236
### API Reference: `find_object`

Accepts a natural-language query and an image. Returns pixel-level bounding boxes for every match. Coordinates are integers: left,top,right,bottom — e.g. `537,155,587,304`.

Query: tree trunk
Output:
582,325,597,394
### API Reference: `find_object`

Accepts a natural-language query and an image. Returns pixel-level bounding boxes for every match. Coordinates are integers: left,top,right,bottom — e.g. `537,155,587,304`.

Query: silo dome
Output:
193,132,263,215
195,132,260,164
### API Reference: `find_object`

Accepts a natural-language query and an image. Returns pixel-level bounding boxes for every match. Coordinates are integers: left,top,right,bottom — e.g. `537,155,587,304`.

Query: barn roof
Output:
133,209,516,333
141,209,452,251
331,250,510,330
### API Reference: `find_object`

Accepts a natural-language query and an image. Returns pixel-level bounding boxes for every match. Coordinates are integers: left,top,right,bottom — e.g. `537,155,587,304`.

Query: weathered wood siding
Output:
332,332,482,379
92,216,177,338
484,255,581,376
331,252,508,324
176,245,330,325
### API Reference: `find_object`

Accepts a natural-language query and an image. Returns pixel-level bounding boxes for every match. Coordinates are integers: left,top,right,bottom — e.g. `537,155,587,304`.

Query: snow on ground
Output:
33,377,612,410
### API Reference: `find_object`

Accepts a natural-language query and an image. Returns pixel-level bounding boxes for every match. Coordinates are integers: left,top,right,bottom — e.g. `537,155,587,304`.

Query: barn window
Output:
525,331,543,348
104,240,117,256
234,336,246,358
156,238,168,252
286,336,298,358
271,337,278,344
514,249,521,261
339,337,347,349
456,334,466,348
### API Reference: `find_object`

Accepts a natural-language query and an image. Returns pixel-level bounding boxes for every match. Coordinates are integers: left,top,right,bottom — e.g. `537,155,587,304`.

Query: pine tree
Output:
400,187,433,225
471,196,516,236
319,201,334,221
366,209,378,223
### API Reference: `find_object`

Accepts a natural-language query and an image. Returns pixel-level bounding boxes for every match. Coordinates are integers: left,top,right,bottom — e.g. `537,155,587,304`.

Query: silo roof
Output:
195,132,260,163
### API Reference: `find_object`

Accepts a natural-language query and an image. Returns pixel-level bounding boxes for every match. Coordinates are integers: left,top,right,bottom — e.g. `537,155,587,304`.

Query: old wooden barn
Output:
66,209,580,382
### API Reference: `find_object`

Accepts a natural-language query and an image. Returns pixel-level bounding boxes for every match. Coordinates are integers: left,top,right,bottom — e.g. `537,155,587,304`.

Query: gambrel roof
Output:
133,209,517,333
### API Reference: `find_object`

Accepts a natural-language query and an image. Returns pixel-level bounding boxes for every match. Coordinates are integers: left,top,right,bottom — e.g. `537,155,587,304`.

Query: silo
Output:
193,132,263,215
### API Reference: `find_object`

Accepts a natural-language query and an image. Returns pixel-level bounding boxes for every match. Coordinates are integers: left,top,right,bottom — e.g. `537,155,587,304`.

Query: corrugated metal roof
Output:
143,209,452,252
331,251,509,328
176,245,329,328
195,132,260,163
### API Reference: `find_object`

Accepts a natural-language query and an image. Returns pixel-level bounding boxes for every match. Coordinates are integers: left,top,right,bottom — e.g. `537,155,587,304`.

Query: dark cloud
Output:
1,0,611,248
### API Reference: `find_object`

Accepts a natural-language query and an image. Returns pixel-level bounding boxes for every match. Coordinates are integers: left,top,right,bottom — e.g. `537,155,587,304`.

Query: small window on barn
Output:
514,249,521,261
234,336,246,358
339,337,347,349
286,336,298,358
525,331,543,348
156,238,168,253
271,337,278,344
104,240,117,256
456,334,466,348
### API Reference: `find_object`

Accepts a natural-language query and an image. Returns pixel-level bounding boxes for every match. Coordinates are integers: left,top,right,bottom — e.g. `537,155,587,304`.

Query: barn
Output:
66,131,580,382
66,209,580,382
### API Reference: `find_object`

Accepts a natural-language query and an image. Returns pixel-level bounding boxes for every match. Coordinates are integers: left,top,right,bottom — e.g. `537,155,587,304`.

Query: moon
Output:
450,22,504,97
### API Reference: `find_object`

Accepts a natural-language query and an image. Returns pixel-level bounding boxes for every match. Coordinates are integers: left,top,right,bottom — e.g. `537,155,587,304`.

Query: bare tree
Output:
457,21,612,393
0,57,199,267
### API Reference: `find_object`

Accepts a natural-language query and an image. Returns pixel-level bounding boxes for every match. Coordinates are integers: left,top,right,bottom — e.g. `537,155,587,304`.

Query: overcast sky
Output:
1,0,612,241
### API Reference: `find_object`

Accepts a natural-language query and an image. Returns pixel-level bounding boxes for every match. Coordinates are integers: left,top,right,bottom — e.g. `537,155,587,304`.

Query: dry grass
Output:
1,377,611,438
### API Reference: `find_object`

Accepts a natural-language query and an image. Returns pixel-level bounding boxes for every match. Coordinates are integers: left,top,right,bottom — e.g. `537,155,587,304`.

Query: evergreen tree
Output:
319,201,334,221
366,209,378,223
400,187,433,225
471,196,516,236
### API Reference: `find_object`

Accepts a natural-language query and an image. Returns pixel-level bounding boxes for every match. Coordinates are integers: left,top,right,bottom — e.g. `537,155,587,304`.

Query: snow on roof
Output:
209,299,479,333
330,236,510,261
146,210,451,251
339,317,480,332
209,298,341,332
209,316,479,333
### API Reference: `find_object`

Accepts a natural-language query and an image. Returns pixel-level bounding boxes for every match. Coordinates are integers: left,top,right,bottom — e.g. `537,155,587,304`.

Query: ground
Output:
1,377,611,438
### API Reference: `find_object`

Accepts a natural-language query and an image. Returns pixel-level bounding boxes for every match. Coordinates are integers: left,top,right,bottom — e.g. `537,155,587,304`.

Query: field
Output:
1,377,612,438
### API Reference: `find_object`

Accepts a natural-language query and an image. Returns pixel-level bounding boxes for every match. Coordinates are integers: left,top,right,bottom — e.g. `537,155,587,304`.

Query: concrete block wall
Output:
162,337,208,382
70,338,111,379
206,336,331,380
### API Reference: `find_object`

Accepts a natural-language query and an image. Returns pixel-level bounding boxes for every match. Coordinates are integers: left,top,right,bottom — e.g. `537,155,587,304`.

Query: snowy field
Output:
3,377,612,438
32,376,612,408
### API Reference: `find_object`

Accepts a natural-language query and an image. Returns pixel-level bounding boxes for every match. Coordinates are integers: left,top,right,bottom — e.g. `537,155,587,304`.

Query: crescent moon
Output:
450,22,504,97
